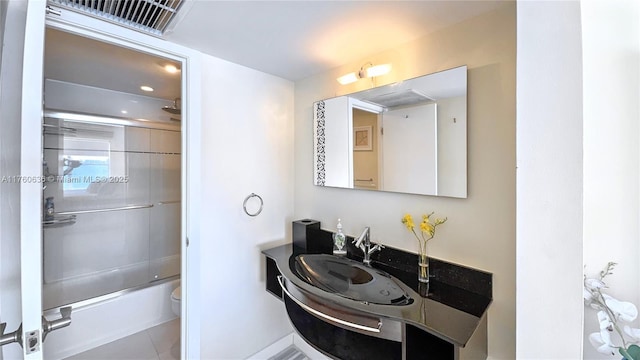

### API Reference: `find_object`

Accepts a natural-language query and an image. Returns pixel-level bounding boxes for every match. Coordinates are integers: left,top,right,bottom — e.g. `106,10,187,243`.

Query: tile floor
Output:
65,318,180,360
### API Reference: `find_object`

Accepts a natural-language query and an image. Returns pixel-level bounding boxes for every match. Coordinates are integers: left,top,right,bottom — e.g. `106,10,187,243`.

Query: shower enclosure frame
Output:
15,3,203,359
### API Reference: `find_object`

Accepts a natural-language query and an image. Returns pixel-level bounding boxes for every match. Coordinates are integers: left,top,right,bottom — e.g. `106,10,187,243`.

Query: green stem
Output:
410,229,422,253
596,289,630,349
410,227,434,255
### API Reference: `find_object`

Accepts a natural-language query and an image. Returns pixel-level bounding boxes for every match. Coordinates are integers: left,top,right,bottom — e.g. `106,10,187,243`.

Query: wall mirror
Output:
313,65,467,198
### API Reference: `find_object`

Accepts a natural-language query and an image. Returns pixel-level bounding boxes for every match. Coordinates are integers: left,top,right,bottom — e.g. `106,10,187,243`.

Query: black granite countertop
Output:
263,243,492,348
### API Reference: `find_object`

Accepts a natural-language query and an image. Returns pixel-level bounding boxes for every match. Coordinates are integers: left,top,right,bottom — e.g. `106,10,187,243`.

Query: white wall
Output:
0,1,28,359
198,54,295,358
582,0,640,358
516,2,584,359
295,4,516,359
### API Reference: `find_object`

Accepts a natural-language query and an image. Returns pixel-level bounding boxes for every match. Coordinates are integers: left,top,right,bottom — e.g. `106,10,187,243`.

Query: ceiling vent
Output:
48,0,184,36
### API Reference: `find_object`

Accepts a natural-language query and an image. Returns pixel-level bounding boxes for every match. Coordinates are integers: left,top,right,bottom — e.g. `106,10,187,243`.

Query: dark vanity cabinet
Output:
405,324,454,359
285,295,403,360
265,257,283,299
263,241,491,360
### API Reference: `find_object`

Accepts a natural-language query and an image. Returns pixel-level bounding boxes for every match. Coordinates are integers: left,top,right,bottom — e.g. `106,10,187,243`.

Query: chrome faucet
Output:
353,227,384,265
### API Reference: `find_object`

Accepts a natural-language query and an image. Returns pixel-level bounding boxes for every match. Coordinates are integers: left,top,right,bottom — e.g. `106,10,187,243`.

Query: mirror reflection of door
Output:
352,108,379,190
381,104,438,195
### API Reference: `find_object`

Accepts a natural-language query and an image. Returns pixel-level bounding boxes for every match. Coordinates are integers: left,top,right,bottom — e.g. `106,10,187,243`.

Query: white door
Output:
20,1,47,358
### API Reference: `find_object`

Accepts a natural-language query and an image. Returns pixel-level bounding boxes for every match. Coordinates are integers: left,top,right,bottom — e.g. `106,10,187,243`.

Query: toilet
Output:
171,286,181,316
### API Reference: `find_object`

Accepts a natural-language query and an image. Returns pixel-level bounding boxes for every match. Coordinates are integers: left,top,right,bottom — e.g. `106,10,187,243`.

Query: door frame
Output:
20,2,46,358
20,2,202,358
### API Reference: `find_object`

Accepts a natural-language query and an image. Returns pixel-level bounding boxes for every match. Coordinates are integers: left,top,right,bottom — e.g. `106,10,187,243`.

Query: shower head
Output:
162,98,181,115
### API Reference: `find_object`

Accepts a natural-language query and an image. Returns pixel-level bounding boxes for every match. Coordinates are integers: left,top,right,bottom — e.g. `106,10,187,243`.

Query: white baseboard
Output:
246,334,295,359
247,332,330,360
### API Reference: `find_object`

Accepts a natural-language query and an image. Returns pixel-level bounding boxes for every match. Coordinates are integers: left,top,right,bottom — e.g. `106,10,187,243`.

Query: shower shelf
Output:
43,214,76,228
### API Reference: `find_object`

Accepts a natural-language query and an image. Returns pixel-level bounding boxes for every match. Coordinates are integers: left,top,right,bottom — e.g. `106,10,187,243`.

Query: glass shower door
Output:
42,113,181,310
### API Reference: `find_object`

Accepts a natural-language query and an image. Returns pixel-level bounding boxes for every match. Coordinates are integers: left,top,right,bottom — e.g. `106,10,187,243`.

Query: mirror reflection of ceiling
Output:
44,28,181,100
165,1,510,81
350,68,467,109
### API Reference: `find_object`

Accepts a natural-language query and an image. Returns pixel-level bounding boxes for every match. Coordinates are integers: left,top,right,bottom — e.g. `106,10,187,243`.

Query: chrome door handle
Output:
42,306,72,342
0,322,23,348
0,307,72,349
277,275,382,333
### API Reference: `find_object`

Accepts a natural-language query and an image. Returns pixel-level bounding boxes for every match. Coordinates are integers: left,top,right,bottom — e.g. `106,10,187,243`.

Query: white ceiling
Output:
165,1,508,81
43,1,508,101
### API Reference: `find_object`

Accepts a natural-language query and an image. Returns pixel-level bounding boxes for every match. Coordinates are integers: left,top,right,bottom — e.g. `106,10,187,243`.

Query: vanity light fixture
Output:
337,63,392,85
337,72,359,85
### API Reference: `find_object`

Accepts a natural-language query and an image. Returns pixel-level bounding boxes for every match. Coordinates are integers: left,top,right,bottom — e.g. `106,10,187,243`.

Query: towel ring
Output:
243,193,263,217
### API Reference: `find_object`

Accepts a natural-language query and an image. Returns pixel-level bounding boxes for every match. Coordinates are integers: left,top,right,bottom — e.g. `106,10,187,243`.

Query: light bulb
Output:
337,72,358,85
366,64,391,78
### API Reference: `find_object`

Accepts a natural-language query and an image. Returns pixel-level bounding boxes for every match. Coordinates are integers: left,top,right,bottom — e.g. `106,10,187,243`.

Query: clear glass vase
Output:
418,251,429,283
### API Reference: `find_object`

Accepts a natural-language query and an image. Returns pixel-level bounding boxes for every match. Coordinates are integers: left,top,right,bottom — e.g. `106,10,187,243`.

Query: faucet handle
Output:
354,227,370,248
353,235,363,248
354,233,367,248
372,243,384,252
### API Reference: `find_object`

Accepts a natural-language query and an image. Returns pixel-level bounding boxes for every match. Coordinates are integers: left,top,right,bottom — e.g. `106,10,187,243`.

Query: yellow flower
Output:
402,211,447,245
401,214,415,231
420,220,434,237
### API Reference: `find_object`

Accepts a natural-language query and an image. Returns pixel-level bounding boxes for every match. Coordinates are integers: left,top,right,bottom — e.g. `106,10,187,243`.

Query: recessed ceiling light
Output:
164,64,179,73
121,110,128,114
140,85,154,92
